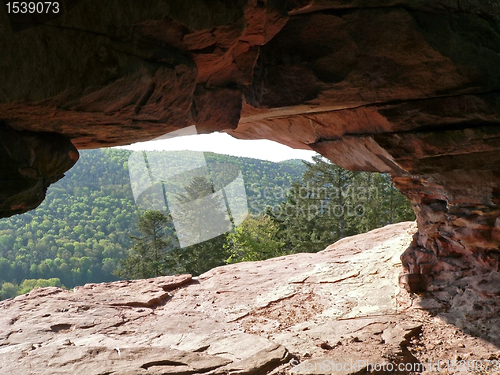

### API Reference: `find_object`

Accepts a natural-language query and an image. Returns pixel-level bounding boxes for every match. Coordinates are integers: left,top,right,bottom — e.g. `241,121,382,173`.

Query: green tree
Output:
18,278,63,295
226,215,284,263
0,282,19,300
114,210,178,279
301,155,357,238
270,156,415,254
269,178,344,255
172,176,231,275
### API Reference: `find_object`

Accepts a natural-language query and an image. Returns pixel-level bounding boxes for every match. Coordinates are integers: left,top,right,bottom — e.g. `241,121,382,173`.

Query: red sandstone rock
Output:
0,122,79,218
2,0,500,292
2,223,500,374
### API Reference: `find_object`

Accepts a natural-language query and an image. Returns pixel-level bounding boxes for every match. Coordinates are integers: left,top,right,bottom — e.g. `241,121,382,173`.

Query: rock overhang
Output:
1,0,500,293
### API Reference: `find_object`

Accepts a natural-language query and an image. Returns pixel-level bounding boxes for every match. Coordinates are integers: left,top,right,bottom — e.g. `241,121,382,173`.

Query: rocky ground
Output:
1,221,500,375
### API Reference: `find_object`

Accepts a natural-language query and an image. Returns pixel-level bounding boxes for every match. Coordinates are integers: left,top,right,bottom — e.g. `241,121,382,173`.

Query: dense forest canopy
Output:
0,149,306,295
0,149,414,299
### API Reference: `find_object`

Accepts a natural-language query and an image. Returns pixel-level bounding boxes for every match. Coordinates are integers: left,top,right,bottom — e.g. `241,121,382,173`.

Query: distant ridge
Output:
279,159,307,166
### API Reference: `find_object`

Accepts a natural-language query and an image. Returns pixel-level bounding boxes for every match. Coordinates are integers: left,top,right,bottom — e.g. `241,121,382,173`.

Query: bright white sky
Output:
116,131,318,163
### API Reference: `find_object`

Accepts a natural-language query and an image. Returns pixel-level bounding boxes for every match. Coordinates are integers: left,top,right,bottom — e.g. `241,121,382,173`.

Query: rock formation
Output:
2,0,500,292
3,222,500,375
0,122,78,218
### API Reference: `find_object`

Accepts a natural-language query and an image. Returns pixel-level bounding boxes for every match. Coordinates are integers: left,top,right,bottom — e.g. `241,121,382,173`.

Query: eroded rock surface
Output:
2,223,500,375
0,122,79,218
2,1,500,291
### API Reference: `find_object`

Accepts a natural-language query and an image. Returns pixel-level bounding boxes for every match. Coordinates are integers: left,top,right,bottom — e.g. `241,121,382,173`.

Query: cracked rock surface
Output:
2,222,500,375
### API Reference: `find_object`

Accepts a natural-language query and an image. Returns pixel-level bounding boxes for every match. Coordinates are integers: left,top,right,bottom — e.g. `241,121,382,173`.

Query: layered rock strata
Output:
2,0,500,290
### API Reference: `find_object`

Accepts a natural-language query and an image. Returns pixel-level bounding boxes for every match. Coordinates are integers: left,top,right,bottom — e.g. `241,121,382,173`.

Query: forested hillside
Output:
0,149,306,294
0,149,415,300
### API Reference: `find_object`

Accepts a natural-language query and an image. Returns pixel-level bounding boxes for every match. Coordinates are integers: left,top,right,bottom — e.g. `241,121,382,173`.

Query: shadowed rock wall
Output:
0,122,78,218
2,0,500,294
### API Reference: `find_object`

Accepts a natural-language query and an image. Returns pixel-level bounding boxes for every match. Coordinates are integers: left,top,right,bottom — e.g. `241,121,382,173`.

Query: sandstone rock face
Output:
2,0,500,290
0,0,287,145
2,223,500,375
0,122,79,218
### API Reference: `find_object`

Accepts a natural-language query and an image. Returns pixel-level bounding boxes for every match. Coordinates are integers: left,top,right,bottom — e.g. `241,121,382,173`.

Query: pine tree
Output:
270,155,415,254
171,176,231,276
114,210,178,279
302,155,358,238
